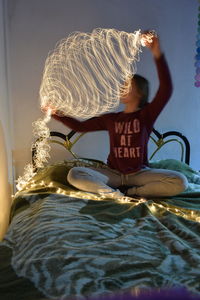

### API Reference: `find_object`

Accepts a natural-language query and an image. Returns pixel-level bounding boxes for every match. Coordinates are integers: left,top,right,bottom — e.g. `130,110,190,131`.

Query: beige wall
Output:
0,0,13,239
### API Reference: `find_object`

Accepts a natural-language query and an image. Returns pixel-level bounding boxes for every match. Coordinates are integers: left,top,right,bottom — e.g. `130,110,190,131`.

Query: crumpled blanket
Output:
1,159,200,300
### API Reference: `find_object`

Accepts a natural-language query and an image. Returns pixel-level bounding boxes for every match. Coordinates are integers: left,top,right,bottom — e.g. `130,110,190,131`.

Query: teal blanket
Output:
1,159,200,300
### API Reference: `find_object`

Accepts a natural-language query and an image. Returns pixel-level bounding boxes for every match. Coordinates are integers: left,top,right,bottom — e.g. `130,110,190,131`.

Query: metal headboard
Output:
150,129,190,165
32,128,190,171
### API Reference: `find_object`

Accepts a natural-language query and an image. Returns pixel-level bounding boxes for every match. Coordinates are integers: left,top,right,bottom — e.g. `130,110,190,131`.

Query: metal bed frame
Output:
32,128,190,171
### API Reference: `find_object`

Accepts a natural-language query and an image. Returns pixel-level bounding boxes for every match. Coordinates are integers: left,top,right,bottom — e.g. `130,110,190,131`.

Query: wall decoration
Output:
195,0,200,87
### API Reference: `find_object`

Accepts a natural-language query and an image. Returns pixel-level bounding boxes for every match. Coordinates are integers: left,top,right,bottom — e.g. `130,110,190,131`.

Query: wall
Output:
6,0,200,184
0,0,13,239
0,0,13,184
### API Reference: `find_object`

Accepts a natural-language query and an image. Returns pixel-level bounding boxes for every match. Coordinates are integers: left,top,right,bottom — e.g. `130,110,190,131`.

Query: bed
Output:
0,128,200,300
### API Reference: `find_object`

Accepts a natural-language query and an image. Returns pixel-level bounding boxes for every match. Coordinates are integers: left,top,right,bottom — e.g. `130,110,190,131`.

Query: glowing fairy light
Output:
117,196,147,204
16,108,52,190
147,202,200,223
149,204,156,213
16,163,36,191
16,29,152,190
40,28,144,119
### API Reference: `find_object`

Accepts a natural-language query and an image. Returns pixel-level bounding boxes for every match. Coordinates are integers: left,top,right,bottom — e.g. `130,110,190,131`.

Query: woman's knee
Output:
172,172,188,194
67,167,88,186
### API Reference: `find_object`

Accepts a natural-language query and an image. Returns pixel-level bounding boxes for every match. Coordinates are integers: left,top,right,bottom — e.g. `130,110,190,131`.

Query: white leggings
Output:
67,166,188,198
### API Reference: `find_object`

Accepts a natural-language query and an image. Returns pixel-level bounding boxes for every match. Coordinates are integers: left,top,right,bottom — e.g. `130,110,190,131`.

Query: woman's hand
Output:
41,104,57,115
41,104,66,119
141,31,162,59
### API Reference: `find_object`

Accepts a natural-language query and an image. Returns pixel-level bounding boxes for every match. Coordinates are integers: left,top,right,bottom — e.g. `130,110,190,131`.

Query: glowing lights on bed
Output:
16,109,52,191
148,203,200,223
15,177,200,223
118,196,147,204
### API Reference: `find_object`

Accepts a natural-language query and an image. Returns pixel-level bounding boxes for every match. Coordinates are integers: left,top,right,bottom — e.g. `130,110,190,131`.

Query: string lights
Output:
16,109,52,190
148,202,200,223
16,175,200,223
40,28,143,119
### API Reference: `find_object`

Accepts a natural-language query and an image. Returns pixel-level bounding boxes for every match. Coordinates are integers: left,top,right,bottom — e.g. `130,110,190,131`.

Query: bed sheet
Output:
0,159,200,300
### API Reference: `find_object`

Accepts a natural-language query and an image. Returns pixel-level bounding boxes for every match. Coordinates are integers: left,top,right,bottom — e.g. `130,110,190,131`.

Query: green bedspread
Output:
0,159,200,300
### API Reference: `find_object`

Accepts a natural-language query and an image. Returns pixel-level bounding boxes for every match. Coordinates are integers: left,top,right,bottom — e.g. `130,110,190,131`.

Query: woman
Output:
49,33,188,200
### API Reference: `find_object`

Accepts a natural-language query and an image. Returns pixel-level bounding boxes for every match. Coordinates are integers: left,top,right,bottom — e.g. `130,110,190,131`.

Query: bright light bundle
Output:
40,28,142,118
17,28,145,190
16,111,52,191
